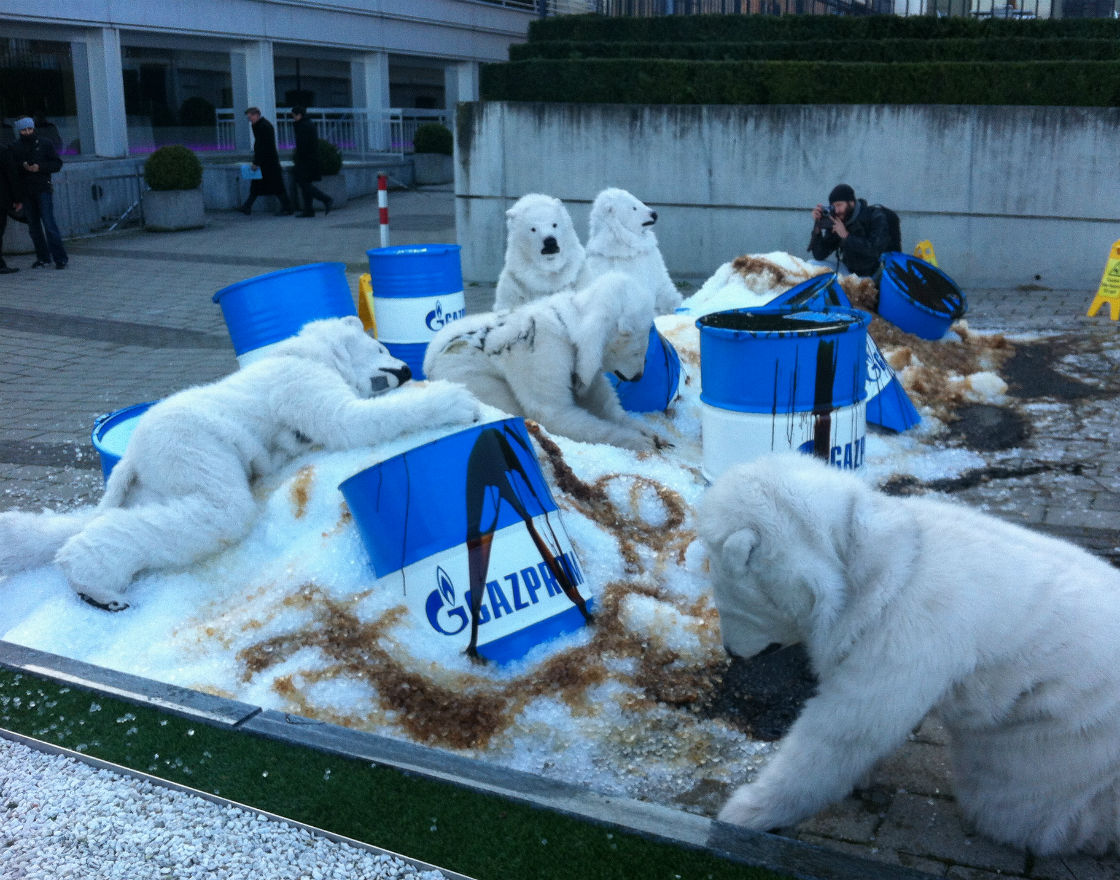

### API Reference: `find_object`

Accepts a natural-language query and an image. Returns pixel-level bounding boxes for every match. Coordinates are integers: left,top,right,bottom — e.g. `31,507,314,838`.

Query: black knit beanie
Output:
828,183,856,203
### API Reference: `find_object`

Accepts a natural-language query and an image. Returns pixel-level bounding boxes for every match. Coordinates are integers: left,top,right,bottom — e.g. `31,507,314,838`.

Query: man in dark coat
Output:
290,106,333,218
240,107,293,216
0,140,20,274
808,183,894,279
10,116,68,269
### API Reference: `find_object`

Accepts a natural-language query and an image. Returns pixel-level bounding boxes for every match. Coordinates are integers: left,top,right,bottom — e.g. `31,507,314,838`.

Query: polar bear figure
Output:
699,452,1120,856
425,272,665,452
493,193,588,311
584,187,681,314
0,316,479,610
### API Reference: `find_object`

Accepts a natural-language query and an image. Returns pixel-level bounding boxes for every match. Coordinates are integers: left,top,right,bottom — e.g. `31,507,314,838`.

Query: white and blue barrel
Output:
761,273,921,432
365,244,466,379
212,262,356,366
91,401,156,481
878,253,967,341
607,324,681,412
697,308,870,481
339,418,592,664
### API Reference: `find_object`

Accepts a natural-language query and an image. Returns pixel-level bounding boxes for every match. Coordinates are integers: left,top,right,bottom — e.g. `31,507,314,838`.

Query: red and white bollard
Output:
378,173,390,248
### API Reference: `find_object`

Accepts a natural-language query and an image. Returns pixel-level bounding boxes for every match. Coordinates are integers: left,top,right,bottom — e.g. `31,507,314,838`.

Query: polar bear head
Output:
571,271,654,390
277,316,413,397
588,187,658,256
504,193,584,278
698,453,872,659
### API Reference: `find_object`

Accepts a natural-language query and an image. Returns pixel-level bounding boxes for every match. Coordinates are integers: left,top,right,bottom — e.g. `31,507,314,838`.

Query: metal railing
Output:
50,165,146,239
216,107,452,159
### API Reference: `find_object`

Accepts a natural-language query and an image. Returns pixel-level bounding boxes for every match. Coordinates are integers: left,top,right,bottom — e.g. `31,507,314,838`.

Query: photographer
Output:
10,116,67,269
808,183,893,279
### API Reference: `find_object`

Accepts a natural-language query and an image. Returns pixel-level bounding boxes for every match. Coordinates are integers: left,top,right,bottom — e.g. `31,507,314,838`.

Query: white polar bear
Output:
584,187,681,314
424,272,665,452
493,193,588,311
0,316,479,611
698,453,1120,856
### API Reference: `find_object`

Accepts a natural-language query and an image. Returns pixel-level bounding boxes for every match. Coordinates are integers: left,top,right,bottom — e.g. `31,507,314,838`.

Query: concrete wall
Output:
454,101,1120,290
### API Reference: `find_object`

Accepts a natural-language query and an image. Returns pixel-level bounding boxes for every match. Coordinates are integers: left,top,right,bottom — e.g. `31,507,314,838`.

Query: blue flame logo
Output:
425,566,469,635
425,299,466,332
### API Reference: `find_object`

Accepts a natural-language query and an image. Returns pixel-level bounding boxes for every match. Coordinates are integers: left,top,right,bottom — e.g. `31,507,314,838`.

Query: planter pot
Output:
143,189,206,231
318,173,348,209
412,153,453,186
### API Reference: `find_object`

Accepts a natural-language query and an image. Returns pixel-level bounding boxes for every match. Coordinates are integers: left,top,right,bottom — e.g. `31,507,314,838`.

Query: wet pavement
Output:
1,185,1119,880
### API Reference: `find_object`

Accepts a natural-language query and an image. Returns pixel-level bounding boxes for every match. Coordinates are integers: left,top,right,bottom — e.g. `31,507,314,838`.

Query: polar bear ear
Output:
722,528,760,574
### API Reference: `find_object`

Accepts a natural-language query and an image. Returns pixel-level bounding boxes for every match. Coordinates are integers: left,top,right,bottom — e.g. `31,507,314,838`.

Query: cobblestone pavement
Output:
1,186,1118,879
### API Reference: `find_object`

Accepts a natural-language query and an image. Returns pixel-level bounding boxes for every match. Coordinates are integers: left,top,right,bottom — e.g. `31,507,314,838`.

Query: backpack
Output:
873,204,902,253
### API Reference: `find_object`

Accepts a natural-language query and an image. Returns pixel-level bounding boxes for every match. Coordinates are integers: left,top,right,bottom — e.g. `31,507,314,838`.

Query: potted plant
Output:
142,145,206,231
411,122,453,186
315,138,347,209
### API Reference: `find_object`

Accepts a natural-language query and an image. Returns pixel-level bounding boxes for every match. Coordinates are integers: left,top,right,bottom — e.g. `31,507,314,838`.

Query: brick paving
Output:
1,185,1118,879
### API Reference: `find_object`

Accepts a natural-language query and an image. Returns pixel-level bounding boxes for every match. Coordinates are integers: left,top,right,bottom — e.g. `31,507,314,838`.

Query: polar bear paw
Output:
422,381,482,427
717,785,778,831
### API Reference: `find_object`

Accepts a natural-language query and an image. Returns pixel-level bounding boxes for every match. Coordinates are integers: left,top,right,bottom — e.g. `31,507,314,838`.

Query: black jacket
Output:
0,144,18,208
249,116,286,196
809,198,892,278
9,133,63,198
292,118,321,183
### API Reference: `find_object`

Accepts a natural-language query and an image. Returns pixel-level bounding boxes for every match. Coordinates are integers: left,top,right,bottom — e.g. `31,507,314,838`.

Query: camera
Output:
816,204,836,235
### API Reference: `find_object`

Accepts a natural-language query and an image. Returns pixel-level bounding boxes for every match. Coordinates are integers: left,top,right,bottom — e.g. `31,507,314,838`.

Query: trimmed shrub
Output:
481,58,1120,107
143,144,203,191
317,139,343,175
413,122,454,155
510,37,1120,64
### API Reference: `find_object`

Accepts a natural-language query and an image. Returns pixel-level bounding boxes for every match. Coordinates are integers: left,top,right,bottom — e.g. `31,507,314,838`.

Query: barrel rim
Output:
337,416,529,495
881,252,965,320
695,306,871,337
211,261,348,304
365,243,461,260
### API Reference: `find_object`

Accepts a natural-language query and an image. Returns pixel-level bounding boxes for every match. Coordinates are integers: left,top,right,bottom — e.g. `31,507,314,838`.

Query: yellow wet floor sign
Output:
358,273,378,333
1087,239,1120,321
913,239,937,266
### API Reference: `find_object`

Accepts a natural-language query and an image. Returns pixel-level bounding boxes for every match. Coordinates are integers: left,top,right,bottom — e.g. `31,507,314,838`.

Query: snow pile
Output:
0,252,1009,814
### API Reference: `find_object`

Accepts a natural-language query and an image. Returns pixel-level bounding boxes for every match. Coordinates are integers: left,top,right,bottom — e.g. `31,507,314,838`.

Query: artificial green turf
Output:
0,666,790,880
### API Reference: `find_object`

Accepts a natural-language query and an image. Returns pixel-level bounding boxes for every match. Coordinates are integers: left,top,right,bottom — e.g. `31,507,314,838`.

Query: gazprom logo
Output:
425,299,466,332
425,566,469,636
797,436,865,470
423,553,585,637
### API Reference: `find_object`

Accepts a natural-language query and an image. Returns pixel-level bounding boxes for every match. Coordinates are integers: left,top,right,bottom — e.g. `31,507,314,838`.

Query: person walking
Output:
290,106,333,218
10,116,68,270
0,141,21,274
239,107,294,216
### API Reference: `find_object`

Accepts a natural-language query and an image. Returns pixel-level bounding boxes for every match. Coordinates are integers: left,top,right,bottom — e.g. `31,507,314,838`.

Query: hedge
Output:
510,37,1120,63
480,58,1120,106
527,13,1120,44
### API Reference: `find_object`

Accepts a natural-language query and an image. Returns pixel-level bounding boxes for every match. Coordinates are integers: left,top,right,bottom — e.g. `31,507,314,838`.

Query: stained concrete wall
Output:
454,101,1120,290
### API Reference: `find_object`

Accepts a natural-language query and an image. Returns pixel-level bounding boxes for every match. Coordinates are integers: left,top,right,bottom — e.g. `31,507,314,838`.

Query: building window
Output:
0,38,79,154
122,46,232,155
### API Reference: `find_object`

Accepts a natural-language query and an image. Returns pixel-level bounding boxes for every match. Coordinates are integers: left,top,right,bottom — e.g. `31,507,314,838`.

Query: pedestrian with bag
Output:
10,116,68,270
239,107,294,216
290,106,333,218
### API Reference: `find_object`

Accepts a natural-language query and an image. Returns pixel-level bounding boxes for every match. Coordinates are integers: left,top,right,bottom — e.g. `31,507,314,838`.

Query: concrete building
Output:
0,0,548,159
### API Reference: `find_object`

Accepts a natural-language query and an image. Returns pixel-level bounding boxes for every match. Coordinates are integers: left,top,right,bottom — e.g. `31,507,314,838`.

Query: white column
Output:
352,52,391,152
443,61,479,112
231,41,276,150
72,28,128,158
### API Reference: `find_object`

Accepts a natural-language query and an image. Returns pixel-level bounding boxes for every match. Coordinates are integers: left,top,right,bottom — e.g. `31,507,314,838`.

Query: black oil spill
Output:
695,644,817,742
1001,339,1110,401
943,403,1031,451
